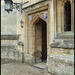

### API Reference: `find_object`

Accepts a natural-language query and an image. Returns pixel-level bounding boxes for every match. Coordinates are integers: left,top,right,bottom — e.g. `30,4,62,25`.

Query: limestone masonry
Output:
1,0,74,75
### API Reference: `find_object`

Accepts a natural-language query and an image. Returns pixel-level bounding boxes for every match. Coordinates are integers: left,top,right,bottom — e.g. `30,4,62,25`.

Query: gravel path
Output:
1,62,51,75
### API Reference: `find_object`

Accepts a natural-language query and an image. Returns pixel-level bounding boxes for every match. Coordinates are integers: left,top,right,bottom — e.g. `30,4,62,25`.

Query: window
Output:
64,1,71,31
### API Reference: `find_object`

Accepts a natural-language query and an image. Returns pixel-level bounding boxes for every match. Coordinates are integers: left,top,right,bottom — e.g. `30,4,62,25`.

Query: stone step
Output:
31,62,47,70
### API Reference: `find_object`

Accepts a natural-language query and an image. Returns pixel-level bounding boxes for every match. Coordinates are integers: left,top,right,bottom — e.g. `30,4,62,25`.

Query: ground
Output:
1,60,52,75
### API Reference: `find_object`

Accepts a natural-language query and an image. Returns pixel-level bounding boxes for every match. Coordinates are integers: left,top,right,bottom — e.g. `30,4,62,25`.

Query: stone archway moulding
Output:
23,2,51,56
31,14,47,25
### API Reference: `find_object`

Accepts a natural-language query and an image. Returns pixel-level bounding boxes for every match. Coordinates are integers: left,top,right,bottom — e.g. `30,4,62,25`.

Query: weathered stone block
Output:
24,53,35,64
18,51,22,62
47,54,74,75
14,51,19,61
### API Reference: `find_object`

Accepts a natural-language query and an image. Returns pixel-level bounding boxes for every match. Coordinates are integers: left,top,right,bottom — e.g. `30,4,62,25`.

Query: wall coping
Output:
1,34,21,40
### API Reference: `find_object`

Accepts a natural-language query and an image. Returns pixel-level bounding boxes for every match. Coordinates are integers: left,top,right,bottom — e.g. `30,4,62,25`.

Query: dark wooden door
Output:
41,19,47,62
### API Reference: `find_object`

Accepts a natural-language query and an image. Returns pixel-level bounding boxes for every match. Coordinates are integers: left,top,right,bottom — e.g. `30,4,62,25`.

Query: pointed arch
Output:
31,14,47,25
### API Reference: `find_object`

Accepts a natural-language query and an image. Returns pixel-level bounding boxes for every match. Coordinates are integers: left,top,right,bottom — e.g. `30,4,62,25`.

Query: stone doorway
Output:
35,19,47,63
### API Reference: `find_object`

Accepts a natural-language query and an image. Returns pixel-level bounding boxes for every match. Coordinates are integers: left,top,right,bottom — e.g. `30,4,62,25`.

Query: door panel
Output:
42,20,47,62
35,19,47,63
35,20,42,63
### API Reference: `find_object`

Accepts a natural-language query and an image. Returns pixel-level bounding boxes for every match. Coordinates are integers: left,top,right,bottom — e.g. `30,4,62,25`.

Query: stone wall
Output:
23,0,44,8
1,0,23,62
9,0,74,75
17,0,52,64
47,32,74,75
1,35,23,62
1,0,17,34
47,48,74,75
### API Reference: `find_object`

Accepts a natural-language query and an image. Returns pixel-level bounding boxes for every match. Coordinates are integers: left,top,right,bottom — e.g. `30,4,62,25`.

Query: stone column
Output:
61,3,65,32
47,0,56,61
29,16,33,55
27,14,29,54
22,10,25,52
32,24,35,55
71,0,74,32
53,0,57,37
49,0,55,43
24,12,28,53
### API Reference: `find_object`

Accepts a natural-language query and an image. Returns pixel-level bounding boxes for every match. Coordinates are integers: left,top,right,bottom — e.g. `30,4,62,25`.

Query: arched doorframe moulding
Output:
24,3,51,55
30,14,47,25
29,12,50,57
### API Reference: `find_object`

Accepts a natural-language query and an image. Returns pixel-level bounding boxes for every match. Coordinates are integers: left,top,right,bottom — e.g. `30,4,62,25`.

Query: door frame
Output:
30,12,49,63
24,4,50,63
